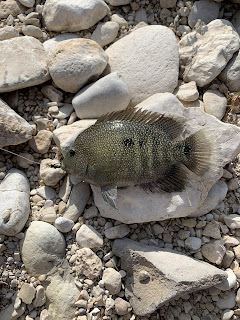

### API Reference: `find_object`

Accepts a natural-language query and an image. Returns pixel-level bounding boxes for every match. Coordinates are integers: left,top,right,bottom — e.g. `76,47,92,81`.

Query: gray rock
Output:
112,238,227,316
175,81,199,102
105,25,179,106
43,33,80,53
160,0,177,8
0,169,30,236
43,0,109,32
0,99,32,146
40,159,65,186
92,93,240,224
102,268,121,295
58,176,71,202
104,224,130,239
62,182,90,222
188,0,221,28
203,90,227,120
74,247,102,279
184,237,202,250
220,51,240,92
46,266,80,320
41,85,63,102
189,180,228,218
135,8,148,24
114,297,132,315
54,217,74,233
20,221,66,275
216,291,236,309
72,72,130,119
76,224,103,248
111,14,128,27
0,36,50,93
52,104,74,120
22,25,43,38
36,186,56,200
202,220,221,240
0,294,26,320
33,285,46,308
180,20,239,87
48,38,108,93
19,0,35,7
221,310,234,320
215,268,237,291
0,26,19,41
91,21,119,47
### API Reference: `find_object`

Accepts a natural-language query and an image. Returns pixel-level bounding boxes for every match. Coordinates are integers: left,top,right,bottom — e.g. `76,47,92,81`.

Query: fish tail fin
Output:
181,129,217,176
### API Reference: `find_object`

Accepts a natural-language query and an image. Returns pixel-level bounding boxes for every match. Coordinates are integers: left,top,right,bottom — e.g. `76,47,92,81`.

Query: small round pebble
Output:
184,237,201,250
55,216,74,233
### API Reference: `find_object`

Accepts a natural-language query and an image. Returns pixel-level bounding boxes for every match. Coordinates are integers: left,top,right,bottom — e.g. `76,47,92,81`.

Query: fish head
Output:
62,146,88,180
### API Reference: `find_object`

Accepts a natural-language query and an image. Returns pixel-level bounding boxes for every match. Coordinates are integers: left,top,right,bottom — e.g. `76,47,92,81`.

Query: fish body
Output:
63,108,214,208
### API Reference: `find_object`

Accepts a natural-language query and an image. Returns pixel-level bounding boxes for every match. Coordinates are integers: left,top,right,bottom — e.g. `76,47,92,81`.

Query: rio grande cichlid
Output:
62,108,215,208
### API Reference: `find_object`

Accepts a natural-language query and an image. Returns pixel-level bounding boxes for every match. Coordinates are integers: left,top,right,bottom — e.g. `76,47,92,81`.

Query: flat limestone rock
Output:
92,93,240,223
0,169,30,235
179,19,239,87
105,25,179,106
0,99,32,147
0,36,50,93
112,238,227,316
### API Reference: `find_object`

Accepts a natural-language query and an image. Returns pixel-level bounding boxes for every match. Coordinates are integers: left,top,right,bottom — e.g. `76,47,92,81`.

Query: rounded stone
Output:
216,291,236,309
54,217,74,233
19,0,35,8
29,129,53,154
184,237,202,250
72,72,131,119
215,268,237,291
42,0,109,32
114,297,132,316
105,25,179,107
91,21,119,47
48,38,109,93
188,0,220,28
40,159,65,186
20,221,66,275
22,25,43,38
0,169,30,236
203,90,227,120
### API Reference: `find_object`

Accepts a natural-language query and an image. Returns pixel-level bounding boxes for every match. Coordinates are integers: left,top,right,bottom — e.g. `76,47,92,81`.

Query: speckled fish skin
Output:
63,108,213,198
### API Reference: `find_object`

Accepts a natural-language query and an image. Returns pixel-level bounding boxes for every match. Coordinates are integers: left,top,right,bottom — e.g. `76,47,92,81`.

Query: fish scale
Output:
63,108,215,208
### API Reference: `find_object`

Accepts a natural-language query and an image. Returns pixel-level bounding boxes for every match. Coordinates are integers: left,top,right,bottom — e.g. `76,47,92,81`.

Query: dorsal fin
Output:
96,108,185,139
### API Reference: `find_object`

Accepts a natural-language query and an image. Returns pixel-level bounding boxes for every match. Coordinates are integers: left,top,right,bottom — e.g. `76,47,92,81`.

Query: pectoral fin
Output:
101,186,118,209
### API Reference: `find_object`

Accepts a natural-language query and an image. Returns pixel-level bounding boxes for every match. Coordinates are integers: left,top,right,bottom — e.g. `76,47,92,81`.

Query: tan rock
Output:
29,130,53,154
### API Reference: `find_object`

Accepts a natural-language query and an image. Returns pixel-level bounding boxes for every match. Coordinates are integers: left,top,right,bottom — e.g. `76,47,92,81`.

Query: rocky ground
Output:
0,0,240,320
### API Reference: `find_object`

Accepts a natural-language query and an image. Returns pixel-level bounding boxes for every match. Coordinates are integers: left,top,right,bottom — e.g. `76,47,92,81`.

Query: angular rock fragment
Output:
113,238,227,316
0,99,32,147
180,20,239,87
0,36,50,93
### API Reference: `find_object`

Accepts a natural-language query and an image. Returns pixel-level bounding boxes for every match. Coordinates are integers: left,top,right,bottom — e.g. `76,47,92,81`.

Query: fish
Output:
62,108,215,209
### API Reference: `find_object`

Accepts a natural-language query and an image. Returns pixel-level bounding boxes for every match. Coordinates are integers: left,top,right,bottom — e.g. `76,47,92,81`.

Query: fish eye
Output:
69,149,76,157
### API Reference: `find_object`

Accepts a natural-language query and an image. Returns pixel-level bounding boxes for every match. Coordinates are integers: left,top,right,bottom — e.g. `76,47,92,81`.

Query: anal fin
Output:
101,186,118,209
141,165,187,193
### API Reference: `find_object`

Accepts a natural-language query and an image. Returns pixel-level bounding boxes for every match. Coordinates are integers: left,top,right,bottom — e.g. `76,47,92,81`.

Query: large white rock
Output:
188,0,221,28
20,221,66,276
91,93,240,224
179,20,239,87
72,72,131,119
105,25,179,106
0,36,50,93
113,238,227,316
42,0,109,32
219,51,240,92
47,39,109,93
0,169,30,236
0,99,32,147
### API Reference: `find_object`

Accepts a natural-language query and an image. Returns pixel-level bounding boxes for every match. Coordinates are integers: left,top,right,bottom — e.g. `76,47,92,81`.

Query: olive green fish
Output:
62,108,214,208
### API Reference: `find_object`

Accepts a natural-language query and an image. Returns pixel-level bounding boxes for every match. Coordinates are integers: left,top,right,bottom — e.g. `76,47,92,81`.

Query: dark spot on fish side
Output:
184,144,191,157
123,138,134,147
139,140,144,148
69,149,76,157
